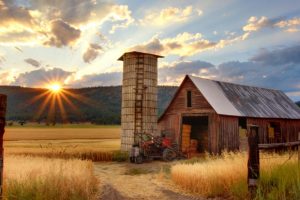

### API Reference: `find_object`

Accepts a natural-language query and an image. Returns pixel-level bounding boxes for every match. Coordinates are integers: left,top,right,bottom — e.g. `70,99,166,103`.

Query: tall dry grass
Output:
3,155,98,200
6,148,128,162
171,152,299,199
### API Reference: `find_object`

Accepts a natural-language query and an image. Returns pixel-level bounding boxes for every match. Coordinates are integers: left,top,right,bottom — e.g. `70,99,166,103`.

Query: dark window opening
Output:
238,117,247,129
187,90,192,107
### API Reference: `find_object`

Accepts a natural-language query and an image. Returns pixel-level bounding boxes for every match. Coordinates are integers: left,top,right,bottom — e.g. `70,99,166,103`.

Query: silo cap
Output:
118,51,164,61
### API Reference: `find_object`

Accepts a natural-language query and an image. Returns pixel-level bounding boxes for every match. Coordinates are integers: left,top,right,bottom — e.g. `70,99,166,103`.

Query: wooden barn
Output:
158,75,300,154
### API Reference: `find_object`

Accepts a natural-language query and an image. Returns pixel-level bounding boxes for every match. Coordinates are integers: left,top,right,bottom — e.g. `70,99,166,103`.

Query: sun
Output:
48,83,62,93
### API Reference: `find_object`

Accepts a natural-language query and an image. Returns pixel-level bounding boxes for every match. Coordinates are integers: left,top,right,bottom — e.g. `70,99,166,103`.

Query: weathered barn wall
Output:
158,78,217,152
218,115,239,153
247,118,300,144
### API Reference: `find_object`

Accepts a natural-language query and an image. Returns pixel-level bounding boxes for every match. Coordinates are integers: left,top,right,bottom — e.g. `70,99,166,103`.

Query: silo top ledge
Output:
118,51,164,61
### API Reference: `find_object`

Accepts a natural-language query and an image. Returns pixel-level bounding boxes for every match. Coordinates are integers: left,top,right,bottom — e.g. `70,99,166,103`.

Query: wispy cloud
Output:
140,6,198,26
24,58,41,68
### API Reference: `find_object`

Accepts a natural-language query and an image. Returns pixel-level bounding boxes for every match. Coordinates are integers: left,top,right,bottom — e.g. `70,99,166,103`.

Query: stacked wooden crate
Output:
189,139,198,152
181,124,191,152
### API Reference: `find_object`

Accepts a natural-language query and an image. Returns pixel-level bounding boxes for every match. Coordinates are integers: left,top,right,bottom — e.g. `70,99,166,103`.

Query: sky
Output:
0,0,300,101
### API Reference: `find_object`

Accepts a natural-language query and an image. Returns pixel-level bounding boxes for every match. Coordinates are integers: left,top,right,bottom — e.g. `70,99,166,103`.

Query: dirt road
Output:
94,161,206,200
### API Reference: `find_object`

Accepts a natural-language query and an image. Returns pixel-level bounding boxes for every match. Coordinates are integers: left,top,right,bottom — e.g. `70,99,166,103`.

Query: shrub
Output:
112,150,128,162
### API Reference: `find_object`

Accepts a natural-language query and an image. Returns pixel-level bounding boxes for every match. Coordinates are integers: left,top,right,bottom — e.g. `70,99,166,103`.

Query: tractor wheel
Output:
163,148,177,162
135,155,143,164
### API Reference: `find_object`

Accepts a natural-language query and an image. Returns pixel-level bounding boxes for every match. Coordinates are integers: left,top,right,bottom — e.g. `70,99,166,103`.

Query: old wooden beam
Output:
248,125,259,199
258,141,300,149
0,94,7,197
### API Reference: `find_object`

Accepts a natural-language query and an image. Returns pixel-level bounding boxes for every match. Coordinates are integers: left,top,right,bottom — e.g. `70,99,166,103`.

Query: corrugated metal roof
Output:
188,75,300,119
188,76,242,116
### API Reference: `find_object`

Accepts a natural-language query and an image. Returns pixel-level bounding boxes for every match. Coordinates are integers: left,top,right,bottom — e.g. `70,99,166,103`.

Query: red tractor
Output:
129,133,183,164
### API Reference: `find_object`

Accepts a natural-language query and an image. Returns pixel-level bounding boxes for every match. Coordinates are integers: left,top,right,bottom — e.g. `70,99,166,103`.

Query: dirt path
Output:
94,161,206,200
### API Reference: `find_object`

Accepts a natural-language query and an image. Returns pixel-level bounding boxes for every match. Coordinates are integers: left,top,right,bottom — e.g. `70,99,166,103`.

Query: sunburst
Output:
26,80,96,124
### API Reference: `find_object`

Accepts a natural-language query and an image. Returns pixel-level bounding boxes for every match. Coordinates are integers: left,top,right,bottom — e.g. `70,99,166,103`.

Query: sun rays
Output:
26,81,93,124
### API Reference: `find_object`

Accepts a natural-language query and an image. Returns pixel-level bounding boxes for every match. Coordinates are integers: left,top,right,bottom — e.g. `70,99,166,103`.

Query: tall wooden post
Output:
247,125,259,199
298,132,300,167
0,95,7,197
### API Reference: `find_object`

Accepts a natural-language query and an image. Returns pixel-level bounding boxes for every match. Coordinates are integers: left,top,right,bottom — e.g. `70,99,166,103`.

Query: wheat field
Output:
3,155,98,200
4,126,121,161
171,152,300,199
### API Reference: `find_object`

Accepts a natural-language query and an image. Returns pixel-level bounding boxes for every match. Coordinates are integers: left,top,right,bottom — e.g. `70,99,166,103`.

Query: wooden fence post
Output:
0,95,7,198
248,125,259,199
298,132,300,167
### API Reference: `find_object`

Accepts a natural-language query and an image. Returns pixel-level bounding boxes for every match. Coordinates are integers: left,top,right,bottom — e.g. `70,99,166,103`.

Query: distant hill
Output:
297,101,300,107
0,86,177,124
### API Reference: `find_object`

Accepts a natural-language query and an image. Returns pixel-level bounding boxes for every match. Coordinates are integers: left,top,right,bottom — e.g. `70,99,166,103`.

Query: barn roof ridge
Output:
187,75,281,92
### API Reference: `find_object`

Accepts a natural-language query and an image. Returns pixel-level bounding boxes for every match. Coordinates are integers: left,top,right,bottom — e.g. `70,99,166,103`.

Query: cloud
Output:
159,60,214,85
0,1,33,28
0,0,134,45
12,67,73,87
140,6,197,26
44,20,81,47
83,43,103,63
156,45,300,97
243,16,271,32
27,0,113,26
243,16,300,33
275,17,300,32
109,5,134,33
14,46,23,53
130,32,247,57
250,45,300,66
0,71,14,85
275,17,300,27
24,58,41,67
69,72,122,87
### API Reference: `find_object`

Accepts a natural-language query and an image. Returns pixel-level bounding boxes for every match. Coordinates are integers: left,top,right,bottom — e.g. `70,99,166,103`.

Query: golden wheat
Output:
171,152,298,197
3,155,98,200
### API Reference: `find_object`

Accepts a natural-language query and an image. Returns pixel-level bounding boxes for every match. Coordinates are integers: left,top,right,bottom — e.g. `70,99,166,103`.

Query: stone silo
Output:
118,51,163,151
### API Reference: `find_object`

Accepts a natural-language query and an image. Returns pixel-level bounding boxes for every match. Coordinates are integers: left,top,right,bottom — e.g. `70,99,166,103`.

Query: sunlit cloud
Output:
0,0,134,46
140,6,198,26
44,19,81,47
12,68,74,87
130,31,248,57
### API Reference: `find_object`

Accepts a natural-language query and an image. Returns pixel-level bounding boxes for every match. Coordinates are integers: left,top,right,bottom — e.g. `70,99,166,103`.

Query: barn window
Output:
267,122,282,143
187,90,192,107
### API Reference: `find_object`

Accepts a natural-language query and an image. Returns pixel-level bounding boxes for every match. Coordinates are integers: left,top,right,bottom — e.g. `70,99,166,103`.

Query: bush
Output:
112,151,128,162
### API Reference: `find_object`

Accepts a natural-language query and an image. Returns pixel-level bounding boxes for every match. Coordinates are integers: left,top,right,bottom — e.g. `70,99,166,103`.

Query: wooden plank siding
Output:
247,118,300,144
158,78,218,153
218,116,239,153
